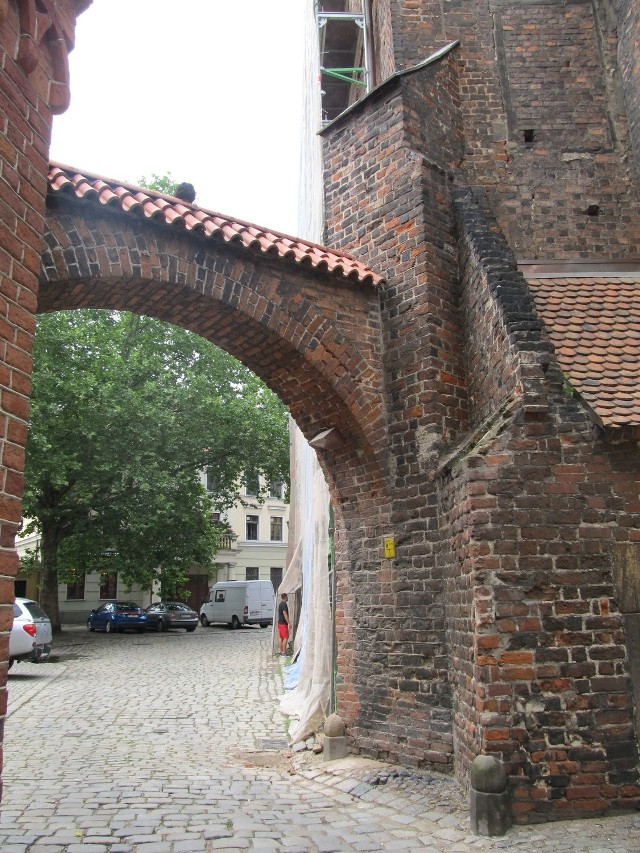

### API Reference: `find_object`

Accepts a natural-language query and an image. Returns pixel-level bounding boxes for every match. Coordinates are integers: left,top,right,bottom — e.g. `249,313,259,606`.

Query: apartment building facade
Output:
14,472,288,622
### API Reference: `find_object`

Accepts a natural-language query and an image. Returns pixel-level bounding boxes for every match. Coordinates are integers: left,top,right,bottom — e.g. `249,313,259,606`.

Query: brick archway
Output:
41,165,390,504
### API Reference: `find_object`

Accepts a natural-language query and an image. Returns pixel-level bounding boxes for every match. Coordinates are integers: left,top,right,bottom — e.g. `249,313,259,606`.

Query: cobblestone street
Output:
1,625,639,852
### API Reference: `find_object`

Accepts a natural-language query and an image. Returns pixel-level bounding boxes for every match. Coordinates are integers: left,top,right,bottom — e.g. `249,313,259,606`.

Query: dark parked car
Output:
87,601,147,633
144,602,198,632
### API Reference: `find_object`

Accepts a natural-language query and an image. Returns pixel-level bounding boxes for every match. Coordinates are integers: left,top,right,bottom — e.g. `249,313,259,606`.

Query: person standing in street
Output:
277,593,290,655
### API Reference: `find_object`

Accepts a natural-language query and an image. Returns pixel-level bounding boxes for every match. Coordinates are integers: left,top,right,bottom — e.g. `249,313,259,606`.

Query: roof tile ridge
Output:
48,161,365,253
48,161,384,284
49,160,195,208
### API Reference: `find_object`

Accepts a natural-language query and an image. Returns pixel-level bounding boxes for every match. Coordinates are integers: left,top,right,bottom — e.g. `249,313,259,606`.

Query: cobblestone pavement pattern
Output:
1,625,639,852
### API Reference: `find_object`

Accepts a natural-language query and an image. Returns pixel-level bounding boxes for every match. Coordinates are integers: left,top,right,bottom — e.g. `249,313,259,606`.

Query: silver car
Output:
9,598,53,667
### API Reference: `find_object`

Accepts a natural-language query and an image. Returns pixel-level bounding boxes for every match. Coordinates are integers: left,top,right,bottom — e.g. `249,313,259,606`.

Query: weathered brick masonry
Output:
449,193,640,820
617,0,640,169
323,49,467,768
0,0,640,828
0,0,89,796
319,0,640,823
40,198,388,476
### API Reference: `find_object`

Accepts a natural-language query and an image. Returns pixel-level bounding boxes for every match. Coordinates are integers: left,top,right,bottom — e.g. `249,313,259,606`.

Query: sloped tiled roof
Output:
526,274,640,428
47,162,383,287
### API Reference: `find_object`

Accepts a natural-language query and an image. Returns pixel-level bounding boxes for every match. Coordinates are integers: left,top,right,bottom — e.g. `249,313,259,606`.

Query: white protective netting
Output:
275,419,332,743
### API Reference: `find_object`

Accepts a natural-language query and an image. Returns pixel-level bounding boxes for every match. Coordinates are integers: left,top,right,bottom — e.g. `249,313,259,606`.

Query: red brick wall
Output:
377,0,446,71
0,0,90,800
448,191,640,820
482,2,640,259
319,2,640,821
322,51,467,768
443,406,640,822
617,0,640,172
369,0,640,260
369,0,394,83
41,203,387,470
455,187,553,428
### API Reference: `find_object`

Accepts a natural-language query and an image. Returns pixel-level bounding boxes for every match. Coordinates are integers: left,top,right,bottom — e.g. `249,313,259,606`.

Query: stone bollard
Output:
470,755,512,836
323,713,348,761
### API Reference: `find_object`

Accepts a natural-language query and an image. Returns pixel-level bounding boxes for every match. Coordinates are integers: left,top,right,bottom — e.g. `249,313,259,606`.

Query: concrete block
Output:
470,789,512,837
323,735,348,761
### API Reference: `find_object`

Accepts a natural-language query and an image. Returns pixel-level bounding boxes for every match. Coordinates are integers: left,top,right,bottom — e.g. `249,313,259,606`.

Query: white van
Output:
199,580,275,629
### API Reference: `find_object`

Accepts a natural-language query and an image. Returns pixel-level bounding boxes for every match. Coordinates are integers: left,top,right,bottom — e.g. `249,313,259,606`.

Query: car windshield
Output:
167,604,190,611
116,602,139,612
22,601,48,619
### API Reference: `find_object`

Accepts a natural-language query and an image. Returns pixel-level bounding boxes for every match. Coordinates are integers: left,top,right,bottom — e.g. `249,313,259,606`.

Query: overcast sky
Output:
50,1,306,235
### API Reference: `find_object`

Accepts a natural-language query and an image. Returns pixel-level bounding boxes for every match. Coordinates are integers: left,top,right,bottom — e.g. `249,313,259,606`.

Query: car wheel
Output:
259,623,269,628
186,626,196,633
156,619,165,632
200,614,209,627
231,615,241,630
87,619,95,632
8,659,14,670
136,627,145,634
105,620,112,634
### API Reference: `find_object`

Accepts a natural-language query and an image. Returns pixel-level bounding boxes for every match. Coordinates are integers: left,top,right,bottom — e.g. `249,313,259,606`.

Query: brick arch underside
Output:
40,205,391,500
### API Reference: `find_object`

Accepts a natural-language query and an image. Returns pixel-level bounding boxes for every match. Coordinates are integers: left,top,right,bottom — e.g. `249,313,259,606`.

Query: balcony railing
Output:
217,533,238,552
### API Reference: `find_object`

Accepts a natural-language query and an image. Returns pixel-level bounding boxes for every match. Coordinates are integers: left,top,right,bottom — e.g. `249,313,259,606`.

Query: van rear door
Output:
260,582,273,620
245,583,261,621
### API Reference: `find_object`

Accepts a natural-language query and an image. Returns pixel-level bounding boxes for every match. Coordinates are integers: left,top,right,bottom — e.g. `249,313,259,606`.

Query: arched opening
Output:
43,166,390,507
23,167,395,760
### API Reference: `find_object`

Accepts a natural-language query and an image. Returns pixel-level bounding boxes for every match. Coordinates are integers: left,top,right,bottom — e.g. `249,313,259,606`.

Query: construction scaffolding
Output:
316,2,372,123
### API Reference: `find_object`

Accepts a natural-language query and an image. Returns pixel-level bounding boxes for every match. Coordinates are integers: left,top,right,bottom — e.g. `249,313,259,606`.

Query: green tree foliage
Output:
138,172,177,196
23,310,290,629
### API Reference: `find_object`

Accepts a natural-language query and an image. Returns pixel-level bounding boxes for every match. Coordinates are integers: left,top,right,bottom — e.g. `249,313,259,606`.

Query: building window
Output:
246,515,259,541
246,567,259,581
206,470,219,493
66,574,86,600
99,571,117,599
244,471,260,496
270,516,283,542
269,480,283,499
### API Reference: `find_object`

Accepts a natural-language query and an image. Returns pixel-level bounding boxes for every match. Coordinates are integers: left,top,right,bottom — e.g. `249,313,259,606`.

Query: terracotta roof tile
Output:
47,162,384,287
526,275,640,428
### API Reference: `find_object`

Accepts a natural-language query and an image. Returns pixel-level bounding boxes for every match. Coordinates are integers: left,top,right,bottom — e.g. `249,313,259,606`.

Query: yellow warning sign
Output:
383,536,396,558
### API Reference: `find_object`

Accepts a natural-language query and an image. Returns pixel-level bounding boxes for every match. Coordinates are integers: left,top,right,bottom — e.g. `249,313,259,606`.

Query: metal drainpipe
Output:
329,502,337,714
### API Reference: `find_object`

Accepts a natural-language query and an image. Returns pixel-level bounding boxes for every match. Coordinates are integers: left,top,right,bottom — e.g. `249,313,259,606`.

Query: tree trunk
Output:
39,523,62,632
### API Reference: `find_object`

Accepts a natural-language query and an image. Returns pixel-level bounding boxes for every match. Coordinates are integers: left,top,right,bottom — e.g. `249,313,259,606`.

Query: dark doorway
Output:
270,566,283,593
186,574,210,611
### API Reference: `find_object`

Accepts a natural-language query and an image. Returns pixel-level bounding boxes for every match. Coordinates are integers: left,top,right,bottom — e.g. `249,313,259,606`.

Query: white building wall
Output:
56,574,154,626
201,471,290,588
16,472,290,622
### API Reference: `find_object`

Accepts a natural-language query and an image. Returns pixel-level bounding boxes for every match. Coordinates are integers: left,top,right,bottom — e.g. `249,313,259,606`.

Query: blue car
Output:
87,601,147,634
